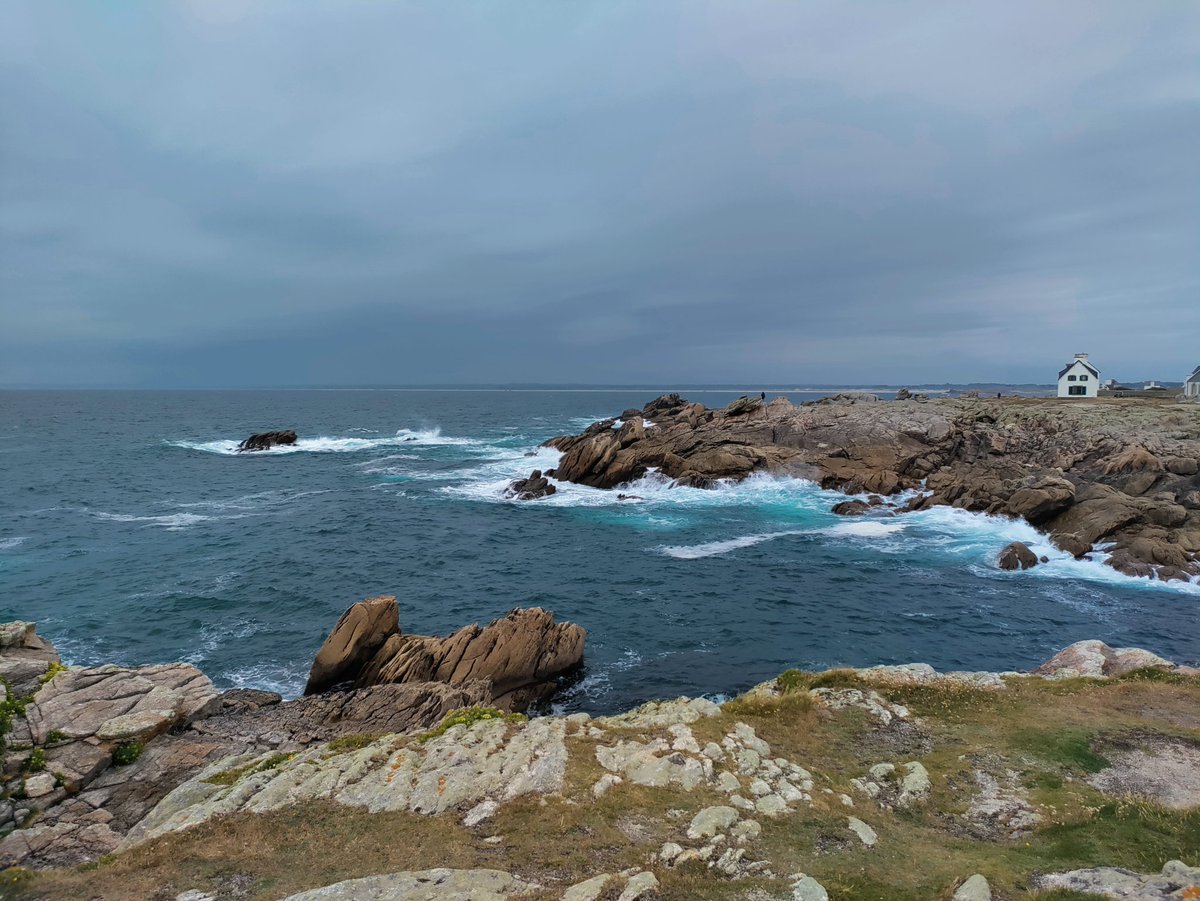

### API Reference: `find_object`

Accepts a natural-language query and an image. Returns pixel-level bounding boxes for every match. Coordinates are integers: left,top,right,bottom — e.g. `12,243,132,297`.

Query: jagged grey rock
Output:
562,874,612,901
847,816,878,847
686,806,739,840
1035,860,1200,900
792,874,830,901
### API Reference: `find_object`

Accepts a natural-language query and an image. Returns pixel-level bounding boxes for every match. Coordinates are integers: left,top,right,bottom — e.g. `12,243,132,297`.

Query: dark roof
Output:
1189,364,1200,382
1058,358,1100,380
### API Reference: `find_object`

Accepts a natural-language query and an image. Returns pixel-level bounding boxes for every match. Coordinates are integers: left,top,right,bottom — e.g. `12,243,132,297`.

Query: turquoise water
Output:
1,389,1195,713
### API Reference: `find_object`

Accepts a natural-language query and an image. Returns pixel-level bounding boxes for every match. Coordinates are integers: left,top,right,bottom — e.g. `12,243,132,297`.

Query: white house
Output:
1057,353,1099,398
1186,364,1200,399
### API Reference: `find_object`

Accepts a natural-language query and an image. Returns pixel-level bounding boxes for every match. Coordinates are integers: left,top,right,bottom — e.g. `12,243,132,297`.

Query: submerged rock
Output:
236,430,297,452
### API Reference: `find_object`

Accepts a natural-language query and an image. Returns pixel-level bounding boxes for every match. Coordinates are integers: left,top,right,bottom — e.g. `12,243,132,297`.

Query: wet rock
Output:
831,500,871,516
503,470,557,501
279,868,541,900
997,541,1039,571
304,596,400,695
237,430,297,452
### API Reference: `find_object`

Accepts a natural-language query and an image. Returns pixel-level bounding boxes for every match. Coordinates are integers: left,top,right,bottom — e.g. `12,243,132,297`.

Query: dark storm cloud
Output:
1,1,1197,386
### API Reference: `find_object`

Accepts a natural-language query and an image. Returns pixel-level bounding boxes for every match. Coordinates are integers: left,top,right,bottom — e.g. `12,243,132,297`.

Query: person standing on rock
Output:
760,391,766,402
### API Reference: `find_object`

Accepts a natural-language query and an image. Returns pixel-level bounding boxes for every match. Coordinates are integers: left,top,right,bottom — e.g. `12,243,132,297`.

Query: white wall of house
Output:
1186,367,1200,398
1057,355,1099,398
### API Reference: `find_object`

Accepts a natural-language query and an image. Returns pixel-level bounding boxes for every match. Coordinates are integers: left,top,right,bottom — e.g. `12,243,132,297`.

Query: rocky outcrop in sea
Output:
542,394,1200,582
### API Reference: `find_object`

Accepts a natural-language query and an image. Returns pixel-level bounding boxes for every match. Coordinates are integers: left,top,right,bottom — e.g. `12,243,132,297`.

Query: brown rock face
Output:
998,541,1039,571
304,596,400,695
542,394,1200,582
832,500,871,516
504,469,557,500
237,430,298,452
356,608,586,711
304,601,586,712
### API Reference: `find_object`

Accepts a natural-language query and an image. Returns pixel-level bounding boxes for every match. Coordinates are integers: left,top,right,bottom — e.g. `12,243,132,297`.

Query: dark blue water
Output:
1,390,1196,713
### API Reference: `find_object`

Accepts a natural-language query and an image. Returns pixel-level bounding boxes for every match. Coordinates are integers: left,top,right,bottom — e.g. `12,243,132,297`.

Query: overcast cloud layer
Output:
2,1,1197,387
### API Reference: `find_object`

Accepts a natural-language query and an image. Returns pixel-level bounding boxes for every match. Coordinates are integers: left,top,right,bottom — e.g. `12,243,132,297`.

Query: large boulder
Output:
304,596,400,695
356,608,586,711
997,541,1039,571
280,869,542,901
1033,640,1175,678
0,621,61,697
237,430,298,452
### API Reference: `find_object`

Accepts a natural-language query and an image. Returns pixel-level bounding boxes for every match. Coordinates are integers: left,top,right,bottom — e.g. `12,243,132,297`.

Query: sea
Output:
1,389,1196,714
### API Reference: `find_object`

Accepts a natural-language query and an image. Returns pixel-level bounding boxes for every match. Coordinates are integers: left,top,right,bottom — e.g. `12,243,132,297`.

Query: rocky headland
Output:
1,607,1198,901
536,394,1200,583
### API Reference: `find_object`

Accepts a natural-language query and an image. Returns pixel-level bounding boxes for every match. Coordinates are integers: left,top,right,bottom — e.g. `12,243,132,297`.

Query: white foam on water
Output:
823,520,909,539
658,531,806,559
169,427,482,456
0,537,28,551
903,505,1200,597
174,489,330,512
91,511,226,531
221,663,305,699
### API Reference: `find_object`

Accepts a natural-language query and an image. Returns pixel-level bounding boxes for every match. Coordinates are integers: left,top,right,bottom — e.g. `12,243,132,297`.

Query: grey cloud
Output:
1,0,1197,387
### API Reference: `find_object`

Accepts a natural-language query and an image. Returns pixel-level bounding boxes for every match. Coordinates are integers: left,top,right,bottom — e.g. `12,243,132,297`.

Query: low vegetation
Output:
9,671,1199,901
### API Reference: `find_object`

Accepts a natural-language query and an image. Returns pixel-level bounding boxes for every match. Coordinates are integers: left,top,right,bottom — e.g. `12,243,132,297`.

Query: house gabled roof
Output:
1058,359,1100,380
1188,364,1200,383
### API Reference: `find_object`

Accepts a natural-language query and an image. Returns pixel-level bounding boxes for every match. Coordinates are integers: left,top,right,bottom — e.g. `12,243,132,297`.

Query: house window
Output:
1079,375,1088,381
1069,386,1087,396
1068,375,1077,381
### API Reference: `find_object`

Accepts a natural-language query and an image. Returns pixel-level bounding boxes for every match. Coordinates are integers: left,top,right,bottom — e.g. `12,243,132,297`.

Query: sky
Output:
1,1,1197,388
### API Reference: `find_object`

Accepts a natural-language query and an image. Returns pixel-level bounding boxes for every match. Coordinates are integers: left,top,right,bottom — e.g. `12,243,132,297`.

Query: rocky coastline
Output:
1,605,1197,901
533,393,1200,583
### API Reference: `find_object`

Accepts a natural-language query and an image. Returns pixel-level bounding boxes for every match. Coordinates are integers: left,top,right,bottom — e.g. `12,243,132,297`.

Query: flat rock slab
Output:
280,868,539,900
27,664,217,745
1088,736,1200,809
122,717,568,850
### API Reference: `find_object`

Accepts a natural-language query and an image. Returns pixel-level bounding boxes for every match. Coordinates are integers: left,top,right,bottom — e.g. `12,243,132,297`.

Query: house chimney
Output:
1075,353,1089,361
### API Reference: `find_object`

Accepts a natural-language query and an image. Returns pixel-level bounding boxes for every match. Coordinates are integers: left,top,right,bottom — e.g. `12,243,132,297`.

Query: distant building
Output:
1057,353,1099,398
1186,365,1200,399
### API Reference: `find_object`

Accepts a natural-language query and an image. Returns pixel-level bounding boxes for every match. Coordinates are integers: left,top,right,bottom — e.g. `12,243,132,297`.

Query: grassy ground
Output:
7,670,1198,901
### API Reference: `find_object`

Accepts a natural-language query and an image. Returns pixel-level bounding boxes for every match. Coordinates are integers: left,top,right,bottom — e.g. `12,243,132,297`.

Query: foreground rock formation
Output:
304,598,586,710
543,394,1200,582
3,620,1197,901
0,602,584,873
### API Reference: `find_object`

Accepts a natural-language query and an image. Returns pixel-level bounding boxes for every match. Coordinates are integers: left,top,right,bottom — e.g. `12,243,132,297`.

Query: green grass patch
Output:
1014,729,1109,774
21,749,45,773
38,662,68,685
418,706,526,743
111,742,145,767
1023,800,1200,872
203,752,297,787
325,734,381,753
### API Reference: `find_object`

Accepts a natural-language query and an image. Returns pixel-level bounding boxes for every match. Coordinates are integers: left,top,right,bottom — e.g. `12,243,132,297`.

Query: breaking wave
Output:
168,427,481,456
